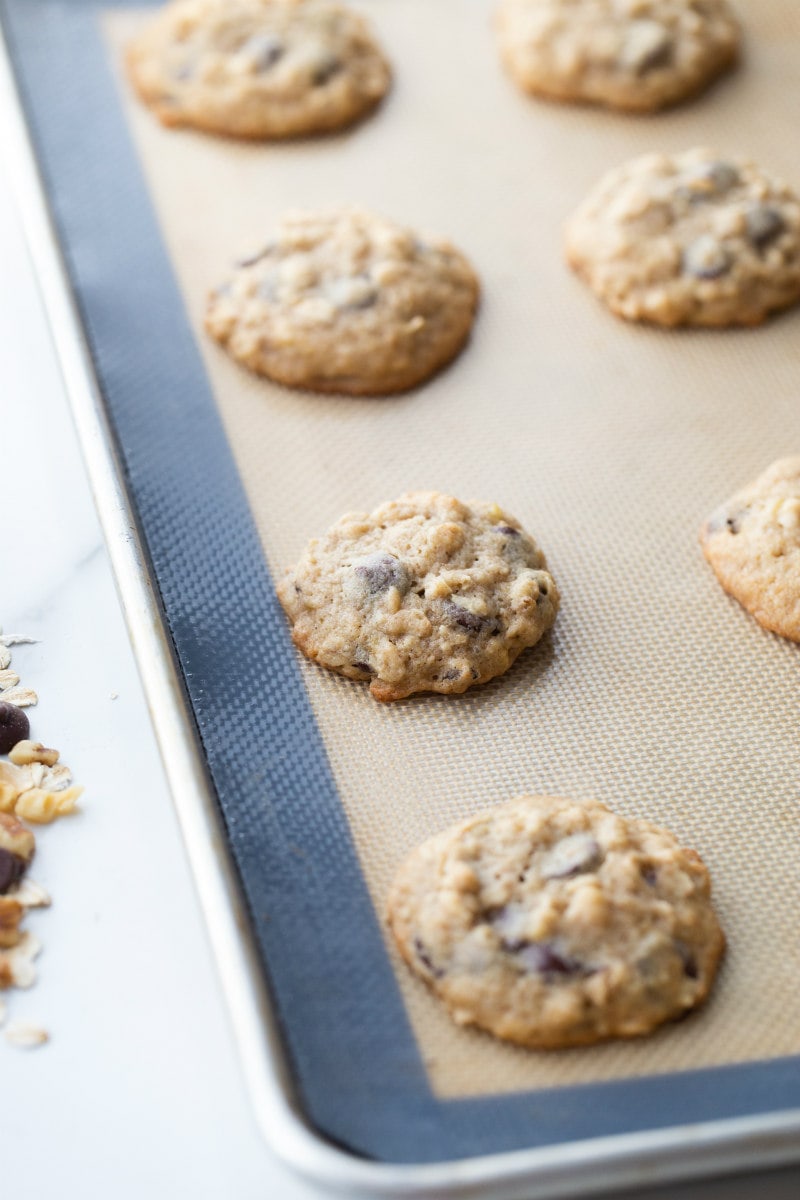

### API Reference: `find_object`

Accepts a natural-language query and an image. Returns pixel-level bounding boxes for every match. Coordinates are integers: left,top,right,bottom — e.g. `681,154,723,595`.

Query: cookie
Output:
496,0,740,113
701,457,800,640
565,148,800,327
126,0,390,139
277,492,558,701
388,795,724,1048
206,209,479,394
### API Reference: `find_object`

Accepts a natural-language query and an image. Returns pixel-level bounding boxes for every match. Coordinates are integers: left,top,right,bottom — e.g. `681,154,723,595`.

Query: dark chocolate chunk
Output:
0,702,29,755
352,660,374,675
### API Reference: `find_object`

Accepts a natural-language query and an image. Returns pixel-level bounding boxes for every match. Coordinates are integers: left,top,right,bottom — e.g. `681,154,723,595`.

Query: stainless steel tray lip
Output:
4,8,800,1197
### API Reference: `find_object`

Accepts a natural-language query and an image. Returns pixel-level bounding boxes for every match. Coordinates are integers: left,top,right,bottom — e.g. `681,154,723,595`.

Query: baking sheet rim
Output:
4,9,800,1197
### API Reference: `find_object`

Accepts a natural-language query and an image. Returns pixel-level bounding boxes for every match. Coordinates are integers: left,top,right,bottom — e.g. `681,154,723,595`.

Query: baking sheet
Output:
106,0,800,1098
7,0,800,1172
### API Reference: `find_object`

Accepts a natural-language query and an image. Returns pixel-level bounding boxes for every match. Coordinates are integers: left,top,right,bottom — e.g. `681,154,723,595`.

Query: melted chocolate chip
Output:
352,660,374,675
0,847,26,894
353,553,409,594
683,235,733,280
443,600,487,633
641,864,658,887
746,205,786,251
413,936,444,978
496,525,520,537
312,54,342,86
441,668,462,681
542,833,602,880
243,34,284,72
518,942,584,977
0,702,29,755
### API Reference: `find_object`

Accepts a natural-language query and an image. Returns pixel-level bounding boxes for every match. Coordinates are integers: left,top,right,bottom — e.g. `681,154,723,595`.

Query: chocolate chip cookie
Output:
701,457,800,640
277,492,558,701
388,795,724,1048
565,148,800,327
496,0,740,113
126,0,390,139
206,208,479,394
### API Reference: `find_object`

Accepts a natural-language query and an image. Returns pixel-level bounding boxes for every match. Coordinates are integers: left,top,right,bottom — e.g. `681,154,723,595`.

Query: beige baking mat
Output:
106,1,800,1100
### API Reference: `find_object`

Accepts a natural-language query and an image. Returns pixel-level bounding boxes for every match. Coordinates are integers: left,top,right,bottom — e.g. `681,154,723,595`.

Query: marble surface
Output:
2,132,799,1200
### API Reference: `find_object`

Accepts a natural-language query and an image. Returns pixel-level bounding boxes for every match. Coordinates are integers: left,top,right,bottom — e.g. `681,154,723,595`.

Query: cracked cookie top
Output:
701,456,800,641
496,0,740,112
126,0,391,138
206,208,479,394
277,491,558,701
388,794,725,1048
565,148,800,327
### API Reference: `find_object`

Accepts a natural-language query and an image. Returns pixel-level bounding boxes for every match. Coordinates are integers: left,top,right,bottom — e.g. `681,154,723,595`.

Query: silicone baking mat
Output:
6,0,800,1165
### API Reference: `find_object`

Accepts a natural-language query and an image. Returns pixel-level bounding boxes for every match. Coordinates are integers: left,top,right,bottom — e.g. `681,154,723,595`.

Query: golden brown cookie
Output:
496,0,740,112
126,0,390,139
701,457,800,640
277,492,558,701
388,795,725,1048
206,208,479,394
565,148,800,327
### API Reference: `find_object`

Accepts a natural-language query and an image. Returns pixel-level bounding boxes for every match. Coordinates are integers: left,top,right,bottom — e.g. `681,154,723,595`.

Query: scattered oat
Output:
0,998,6,1026
110,692,119,701
0,670,20,691
0,634,38,647
0,933,42,990
11,879,51,909
5,1021,49,1048
0,648,9,672
9,741,59,768
0,688,38,709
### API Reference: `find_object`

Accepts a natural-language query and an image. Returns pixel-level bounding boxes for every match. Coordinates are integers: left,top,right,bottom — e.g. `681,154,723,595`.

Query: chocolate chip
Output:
641,864,658,887
746,205,786,250
684,161,740,197
0,847,26,894
542,833,602,880
242,33,284,72
496,525,520,537
352,659,374,675
443,600,486,633
678,945,699,979
441,668,462,681
236,245,275,269
0,703,29,755
312,53,342,86
726,511,744,534
353,553,409,595
518,942,583,977
413,936,444,978
683,235,733,280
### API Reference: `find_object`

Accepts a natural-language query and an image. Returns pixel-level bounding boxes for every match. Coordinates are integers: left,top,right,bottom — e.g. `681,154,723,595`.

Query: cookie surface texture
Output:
206,209,479,394
565,148,800,327
277,492,559,701
126,0,391,138
701,457,800,640
496,0,739,112
388,795,724,1048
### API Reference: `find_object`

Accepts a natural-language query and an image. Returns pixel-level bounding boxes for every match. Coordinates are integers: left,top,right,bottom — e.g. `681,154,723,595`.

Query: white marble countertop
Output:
2,133,799,1200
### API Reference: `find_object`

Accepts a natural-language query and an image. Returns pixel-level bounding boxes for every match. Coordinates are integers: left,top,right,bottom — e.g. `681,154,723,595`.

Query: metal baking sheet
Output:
4,0,800,1195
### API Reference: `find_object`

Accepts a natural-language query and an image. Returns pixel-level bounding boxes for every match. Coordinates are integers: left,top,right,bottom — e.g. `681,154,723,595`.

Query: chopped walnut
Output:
9,741,59,768
0,898,24,949
4,1021,49,1048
